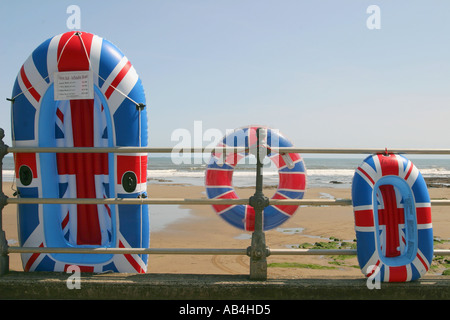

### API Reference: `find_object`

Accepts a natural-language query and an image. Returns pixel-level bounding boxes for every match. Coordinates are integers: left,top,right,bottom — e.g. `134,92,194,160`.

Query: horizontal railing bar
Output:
434,249,450,256
269,249,450,256
427,200,450,206
277,148,450,155
270,199,352,206
5,197,250,205
281,199,450,207
6,146,247,154
7,247,450,256
6,197,450,206
7,247,247,255
269,249,357,255
7,146,450,155
272,199,450,206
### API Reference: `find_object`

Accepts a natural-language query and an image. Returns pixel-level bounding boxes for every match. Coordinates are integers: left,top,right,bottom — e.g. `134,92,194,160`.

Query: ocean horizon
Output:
3,153,450,189
2,153,450,234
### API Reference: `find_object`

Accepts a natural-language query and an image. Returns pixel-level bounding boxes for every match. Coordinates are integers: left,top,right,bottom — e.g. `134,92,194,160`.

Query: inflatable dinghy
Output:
11,31,149,273
352,153,433,282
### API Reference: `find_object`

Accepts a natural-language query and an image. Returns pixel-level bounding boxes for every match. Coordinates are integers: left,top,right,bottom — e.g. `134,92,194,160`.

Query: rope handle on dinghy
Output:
8,32,146,111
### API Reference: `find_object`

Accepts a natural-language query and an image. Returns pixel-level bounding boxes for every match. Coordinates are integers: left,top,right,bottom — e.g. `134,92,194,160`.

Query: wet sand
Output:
2,182,449,278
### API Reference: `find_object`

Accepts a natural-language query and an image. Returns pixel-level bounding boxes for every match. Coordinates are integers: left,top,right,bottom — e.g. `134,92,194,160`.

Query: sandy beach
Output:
2,181,449,279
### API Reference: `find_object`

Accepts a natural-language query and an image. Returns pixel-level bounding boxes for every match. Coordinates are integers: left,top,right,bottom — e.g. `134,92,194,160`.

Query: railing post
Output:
0,128,10,276
247,128,270,280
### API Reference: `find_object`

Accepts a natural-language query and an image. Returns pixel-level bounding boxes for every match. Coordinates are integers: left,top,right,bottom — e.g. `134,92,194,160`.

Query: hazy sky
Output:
1,0,449,150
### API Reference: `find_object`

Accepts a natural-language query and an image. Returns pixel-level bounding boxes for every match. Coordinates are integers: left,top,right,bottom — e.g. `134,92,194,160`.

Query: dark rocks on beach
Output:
424,177,450,188
148,178,173,183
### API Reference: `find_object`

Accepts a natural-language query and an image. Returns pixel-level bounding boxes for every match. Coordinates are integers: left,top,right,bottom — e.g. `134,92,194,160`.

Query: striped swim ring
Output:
352,153,433,282
11,31,149,273
205,126,306,231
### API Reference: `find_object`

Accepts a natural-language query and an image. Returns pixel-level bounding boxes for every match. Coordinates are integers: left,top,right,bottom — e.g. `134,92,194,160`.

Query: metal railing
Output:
0,127,449,280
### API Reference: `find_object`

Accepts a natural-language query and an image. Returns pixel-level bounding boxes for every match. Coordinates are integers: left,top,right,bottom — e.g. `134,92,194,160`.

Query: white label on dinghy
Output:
54,71,94,100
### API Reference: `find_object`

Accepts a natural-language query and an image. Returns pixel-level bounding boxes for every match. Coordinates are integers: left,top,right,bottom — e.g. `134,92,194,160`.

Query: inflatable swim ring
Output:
11,31,149,273
352,153,433,282
205,126,306,231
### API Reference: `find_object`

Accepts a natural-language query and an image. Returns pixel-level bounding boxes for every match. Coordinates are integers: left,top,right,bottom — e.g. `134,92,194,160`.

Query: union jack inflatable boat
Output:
11,31,149,273
205,126,306,231
352,153,433,282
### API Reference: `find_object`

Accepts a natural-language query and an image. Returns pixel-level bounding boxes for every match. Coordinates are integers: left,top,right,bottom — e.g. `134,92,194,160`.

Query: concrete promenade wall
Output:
0,272,449,300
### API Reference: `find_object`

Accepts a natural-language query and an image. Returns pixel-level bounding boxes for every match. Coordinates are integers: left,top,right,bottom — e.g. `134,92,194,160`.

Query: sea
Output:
3,154,449,233
3,153,450,189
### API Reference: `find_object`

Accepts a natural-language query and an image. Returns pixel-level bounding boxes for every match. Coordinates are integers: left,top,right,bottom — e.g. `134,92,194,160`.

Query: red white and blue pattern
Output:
11,31,149,273
205,126,306,231
352,153,433,282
